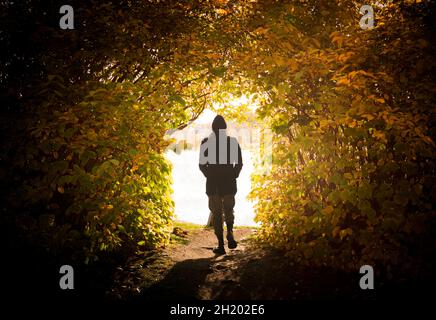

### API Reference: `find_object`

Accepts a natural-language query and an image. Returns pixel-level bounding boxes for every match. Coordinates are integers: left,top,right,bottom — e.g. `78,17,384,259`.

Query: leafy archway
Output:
2,0,435,280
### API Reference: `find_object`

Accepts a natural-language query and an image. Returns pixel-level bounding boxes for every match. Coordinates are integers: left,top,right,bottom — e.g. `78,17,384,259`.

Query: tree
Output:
243,0,436,276
2,0,435,278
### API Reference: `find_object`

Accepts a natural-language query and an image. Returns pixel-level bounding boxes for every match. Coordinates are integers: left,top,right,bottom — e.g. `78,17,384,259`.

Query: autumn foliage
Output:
244,1,436,276
2,0,435,278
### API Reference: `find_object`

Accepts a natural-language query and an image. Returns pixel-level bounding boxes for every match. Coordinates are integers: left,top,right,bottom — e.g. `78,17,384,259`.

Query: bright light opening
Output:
165,96,260,227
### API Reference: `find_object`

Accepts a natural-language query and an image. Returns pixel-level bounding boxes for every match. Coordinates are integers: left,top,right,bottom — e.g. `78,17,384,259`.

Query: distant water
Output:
165,150,258,226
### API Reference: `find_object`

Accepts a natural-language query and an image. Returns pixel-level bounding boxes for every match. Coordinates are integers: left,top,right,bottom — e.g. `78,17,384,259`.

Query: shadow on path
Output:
138,257,214,300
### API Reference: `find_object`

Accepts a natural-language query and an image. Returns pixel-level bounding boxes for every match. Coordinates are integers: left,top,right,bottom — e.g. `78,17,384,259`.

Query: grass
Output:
173,220,204,230
170,234,190,245
174,219,258,230
169,220,202,245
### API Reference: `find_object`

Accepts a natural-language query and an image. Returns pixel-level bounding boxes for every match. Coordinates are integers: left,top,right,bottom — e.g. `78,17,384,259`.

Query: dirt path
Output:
107,225,367,301
140,227,255,300
107,227,259,300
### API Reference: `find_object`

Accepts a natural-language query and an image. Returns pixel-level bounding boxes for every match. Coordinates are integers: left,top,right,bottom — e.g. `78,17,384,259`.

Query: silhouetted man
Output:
199,115,243,255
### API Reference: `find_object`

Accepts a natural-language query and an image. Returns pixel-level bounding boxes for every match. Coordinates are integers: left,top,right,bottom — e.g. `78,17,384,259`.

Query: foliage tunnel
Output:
1,0,435,281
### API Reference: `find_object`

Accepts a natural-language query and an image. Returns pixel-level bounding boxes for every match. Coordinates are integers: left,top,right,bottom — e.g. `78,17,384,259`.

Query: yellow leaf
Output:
319,119,331,129
215,8,228,15
322,206,334,215
339,228,353,240
205,53,221,60
275,56,288,67
289,60,298,72
337,77,350,85
254,27,269,35
344,173,353,179
330,32,343,47
312,38,321,48
422,135,434,145
363,114,375,121
372,130,386,142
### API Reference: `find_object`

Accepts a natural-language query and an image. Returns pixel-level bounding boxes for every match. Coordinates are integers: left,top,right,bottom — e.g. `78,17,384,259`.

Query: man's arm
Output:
199,138,209,177
234,141,243,178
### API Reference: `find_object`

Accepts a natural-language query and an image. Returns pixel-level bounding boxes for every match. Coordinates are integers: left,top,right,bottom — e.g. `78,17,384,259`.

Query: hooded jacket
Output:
199,116,243,196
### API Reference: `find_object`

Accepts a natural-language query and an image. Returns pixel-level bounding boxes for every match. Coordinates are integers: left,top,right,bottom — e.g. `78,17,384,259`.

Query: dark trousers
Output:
208,194,235,245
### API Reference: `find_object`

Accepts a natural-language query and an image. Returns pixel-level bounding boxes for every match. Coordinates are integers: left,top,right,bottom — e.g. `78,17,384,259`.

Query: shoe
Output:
213,246,226,255
227,232,238,249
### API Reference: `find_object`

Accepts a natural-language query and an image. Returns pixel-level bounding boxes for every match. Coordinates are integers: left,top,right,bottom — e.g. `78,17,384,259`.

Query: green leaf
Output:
210,66,227,77
170,94,186,106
